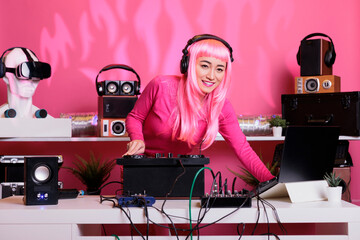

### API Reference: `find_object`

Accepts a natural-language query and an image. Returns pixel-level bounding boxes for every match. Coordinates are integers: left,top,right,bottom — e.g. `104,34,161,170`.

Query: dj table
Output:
0,195,359,239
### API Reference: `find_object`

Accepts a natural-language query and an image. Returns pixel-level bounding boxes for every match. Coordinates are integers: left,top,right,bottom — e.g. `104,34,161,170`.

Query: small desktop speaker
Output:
295,75,340,94
99,118,127,137
98,96,137,119
24,156,59,205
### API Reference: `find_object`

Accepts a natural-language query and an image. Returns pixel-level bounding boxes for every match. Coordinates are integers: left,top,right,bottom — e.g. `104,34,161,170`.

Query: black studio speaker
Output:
24,156,59,205
98,96,137,119
297,33,336,76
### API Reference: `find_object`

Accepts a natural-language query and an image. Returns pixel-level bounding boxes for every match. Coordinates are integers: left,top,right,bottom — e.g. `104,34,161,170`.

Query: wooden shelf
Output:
1,135,359,142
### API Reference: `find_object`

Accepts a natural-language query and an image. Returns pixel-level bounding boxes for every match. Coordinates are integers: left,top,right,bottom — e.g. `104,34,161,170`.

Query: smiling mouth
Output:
202,80,215,87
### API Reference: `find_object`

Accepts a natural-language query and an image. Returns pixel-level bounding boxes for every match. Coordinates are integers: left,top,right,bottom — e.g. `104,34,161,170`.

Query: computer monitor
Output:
278,126,340,183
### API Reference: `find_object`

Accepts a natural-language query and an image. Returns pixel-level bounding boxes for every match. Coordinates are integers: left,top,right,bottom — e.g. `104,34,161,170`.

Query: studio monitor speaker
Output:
299,39,333,76
98,96,137,119
24,156,59,205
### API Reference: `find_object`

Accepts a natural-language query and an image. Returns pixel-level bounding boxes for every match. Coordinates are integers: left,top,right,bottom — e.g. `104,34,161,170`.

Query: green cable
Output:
111,234,120,240
189,166,214,240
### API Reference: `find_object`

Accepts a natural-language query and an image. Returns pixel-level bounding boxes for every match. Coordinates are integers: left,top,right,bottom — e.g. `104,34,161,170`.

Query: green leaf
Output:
61,151,116,191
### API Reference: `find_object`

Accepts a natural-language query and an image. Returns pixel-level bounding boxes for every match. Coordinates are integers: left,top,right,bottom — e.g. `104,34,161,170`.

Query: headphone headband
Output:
180,34,234,74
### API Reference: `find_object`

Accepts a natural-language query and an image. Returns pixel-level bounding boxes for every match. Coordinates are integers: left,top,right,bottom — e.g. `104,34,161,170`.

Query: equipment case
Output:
282,91,360,136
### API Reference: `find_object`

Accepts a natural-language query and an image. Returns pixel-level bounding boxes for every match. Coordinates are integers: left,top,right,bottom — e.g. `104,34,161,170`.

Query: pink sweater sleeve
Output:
126,77,160,141
219,100,275,182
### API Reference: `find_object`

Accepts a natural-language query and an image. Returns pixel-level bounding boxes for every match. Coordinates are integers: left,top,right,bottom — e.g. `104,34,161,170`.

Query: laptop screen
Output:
278,126,340,183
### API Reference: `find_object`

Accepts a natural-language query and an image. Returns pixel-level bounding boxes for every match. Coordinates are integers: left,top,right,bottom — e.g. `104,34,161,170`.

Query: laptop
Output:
256,126,340,201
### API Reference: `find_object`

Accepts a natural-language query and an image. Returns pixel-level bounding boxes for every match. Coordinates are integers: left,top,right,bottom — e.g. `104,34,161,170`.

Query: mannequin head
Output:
2,48,40,98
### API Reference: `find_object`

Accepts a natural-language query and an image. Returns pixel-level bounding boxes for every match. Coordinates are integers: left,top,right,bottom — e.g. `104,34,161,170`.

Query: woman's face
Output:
195,56,226,94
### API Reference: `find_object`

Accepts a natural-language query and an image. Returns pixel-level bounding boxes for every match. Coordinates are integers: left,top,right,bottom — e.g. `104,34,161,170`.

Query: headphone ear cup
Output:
96,82,105,96
296,46,301,66
0,62,5,78
135,82,140,95
180,55,189,74
324,49,336,67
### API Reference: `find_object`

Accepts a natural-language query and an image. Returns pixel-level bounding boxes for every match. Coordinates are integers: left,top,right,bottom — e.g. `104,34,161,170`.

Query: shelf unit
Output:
0,135,359,142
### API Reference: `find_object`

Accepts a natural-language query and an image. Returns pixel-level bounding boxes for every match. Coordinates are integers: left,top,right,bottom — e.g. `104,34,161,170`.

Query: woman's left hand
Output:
123,140,145,156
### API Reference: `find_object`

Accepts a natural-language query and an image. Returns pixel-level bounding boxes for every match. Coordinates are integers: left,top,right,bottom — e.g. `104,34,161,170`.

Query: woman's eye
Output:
217,68,224,72
201,64,209,69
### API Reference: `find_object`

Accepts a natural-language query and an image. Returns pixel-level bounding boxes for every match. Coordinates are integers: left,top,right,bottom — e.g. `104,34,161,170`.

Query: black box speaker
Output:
117,155,210,198
282,92,360,136
24,156,59,205
0,155,63,183
98,96,137,118
333,167,351,202
299,39,333,76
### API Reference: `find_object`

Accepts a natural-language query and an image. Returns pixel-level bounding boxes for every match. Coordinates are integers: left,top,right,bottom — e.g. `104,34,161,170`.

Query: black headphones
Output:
95,64,141,96
296,33,336,67
180,34,234,74
0,47,37,78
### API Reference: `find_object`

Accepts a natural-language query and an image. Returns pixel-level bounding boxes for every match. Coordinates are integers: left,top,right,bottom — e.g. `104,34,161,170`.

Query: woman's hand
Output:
123,140,145,156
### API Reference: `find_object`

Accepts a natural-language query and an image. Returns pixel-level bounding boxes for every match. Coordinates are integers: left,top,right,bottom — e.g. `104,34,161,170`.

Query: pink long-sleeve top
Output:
126,75,274,182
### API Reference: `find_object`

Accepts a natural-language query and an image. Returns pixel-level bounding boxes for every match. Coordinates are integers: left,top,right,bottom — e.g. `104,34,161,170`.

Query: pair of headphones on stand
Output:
180,34,234,74
296,32,336,67
95,64,141,96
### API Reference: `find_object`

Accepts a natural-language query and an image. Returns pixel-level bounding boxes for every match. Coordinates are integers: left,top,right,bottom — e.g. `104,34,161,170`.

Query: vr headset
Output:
0,47,51,80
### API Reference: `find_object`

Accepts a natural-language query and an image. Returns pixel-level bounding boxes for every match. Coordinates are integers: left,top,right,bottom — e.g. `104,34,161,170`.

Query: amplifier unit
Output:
295,75,340,94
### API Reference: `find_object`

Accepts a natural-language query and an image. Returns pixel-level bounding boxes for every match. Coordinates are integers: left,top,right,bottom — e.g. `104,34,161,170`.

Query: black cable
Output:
148,206,180,240
237,223,245,240
258,197,287,235
101,224,107,236
161,159,186,212
118,205,145,240
251,196,286,239
232,177,237,194
185,195,252,240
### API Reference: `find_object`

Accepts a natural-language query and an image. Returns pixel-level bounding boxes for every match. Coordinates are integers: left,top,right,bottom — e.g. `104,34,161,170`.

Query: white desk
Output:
0,196,359,239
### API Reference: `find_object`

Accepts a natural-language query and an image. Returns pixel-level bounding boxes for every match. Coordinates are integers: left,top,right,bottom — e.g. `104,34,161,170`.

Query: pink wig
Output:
173,39,233,149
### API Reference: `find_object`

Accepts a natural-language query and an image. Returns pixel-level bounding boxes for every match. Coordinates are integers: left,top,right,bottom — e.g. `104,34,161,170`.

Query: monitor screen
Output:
278,126,340,183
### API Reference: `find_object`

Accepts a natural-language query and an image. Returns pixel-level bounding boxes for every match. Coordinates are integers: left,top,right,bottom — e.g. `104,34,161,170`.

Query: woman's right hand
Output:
123,140,145,156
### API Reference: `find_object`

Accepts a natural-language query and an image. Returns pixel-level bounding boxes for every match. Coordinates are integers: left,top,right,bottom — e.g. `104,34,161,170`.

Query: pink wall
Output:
1,0,360,203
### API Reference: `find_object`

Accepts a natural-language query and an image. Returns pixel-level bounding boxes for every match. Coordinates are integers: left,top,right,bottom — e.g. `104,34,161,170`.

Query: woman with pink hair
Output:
125,34,273,182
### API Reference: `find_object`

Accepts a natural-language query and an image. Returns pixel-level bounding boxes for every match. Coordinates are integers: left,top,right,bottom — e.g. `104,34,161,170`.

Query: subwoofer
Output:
24,156,59,205
98,96,137,118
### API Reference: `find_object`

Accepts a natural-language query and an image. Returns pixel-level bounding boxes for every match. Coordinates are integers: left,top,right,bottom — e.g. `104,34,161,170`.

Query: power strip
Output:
116,195,156,207
201,195,252,208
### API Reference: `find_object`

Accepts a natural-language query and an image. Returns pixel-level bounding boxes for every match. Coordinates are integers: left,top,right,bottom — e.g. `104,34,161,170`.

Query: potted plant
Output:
268,115,286,137
323,172,343,202
63,151,116,195
228,152,279,188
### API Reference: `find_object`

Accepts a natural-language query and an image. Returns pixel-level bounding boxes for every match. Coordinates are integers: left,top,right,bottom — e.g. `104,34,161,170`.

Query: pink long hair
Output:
172,39,232,149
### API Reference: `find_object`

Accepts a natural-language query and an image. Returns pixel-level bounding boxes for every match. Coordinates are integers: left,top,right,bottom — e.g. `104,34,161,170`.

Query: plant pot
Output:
326,186,342,202
272,126,282,137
